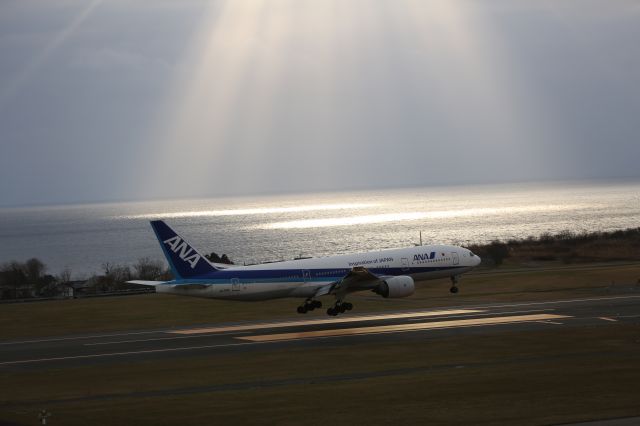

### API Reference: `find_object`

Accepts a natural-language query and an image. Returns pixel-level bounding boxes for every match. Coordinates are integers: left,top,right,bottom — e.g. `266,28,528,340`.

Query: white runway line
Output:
0,341,269,366
0,330,164,346
469,295,640,311
85,331,253,346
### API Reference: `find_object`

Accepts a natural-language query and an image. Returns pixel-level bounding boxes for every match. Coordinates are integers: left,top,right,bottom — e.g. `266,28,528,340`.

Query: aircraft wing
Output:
314,266,384,298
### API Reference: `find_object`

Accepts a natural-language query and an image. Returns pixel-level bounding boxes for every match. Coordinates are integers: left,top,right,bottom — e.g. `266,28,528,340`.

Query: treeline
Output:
0,257,172,300
469,228,640,267
86,258,173,293
0,252,235,301
205,252,234,264
0,258,57,299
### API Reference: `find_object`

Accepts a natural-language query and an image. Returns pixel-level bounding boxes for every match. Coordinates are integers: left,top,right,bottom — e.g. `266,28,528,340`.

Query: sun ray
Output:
0,0,103,111
132,0,571,200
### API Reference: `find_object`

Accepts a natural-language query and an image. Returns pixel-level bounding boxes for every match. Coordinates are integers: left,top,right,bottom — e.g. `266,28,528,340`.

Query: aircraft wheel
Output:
297,305,307,314
344,302,353,311
327,307,338,316
450,286,459,294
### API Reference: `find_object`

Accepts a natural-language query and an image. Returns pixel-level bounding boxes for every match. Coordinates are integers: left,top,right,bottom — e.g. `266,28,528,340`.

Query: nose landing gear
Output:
450,275,460,294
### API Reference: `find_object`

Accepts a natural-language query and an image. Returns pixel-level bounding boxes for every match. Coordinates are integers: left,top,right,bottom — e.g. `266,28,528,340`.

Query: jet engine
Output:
375,276,415,298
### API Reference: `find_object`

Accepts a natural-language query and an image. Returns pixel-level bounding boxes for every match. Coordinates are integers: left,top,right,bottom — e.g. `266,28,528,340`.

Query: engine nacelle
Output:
376,276,415,298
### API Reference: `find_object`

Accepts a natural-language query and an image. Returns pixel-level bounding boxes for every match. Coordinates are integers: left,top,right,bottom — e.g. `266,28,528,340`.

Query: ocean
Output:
1,180,639,277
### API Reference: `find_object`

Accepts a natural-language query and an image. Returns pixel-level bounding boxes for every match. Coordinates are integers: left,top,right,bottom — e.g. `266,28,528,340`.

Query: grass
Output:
1,324,639,425
1,262,639,340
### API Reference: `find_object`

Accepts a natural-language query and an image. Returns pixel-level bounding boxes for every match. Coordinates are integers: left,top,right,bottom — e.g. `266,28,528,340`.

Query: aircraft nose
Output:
474,255,482,267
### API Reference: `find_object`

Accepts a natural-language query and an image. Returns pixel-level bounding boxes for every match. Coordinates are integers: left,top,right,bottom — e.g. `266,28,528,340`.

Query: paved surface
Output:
1,294,639,372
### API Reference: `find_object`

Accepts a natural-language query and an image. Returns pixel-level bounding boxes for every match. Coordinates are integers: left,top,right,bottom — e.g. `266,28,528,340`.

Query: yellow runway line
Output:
238,314,570,342
170,309,483,335
598,317,617,322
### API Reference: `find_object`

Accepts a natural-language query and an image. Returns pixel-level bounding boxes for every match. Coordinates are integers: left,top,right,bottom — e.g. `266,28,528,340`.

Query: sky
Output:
1,0,639,207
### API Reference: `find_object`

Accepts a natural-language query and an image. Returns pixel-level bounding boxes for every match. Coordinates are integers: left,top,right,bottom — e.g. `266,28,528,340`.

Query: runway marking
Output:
0,341,269,366
238,314,571,342
90,310,549,345
2,295,636,346
468,295,640,311
405,309,552,321
0,314,571,366
84,331,253,346
0,330,165,346
598,317,618,322
169,309,483,335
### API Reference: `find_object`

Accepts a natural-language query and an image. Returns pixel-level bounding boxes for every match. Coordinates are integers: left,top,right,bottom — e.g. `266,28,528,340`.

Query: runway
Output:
1,294,639,370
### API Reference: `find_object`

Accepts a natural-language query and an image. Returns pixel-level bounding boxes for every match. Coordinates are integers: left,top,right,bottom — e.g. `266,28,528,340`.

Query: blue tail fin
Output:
150,220,219,279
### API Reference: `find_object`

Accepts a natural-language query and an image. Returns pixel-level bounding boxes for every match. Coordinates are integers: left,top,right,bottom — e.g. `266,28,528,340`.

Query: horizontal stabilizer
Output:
126,280,168,286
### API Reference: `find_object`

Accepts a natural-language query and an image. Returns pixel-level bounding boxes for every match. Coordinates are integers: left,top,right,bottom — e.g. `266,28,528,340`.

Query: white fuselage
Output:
157,244,480,301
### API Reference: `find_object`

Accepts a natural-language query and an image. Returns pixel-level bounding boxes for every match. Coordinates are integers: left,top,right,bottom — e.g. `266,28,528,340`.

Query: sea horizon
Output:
2,176,639,211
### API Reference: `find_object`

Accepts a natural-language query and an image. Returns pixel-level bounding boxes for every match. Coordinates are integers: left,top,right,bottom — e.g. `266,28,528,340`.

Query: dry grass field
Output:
2,324,639,426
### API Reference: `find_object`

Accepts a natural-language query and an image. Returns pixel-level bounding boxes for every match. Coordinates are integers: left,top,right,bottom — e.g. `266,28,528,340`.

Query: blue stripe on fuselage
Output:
160,266,461,285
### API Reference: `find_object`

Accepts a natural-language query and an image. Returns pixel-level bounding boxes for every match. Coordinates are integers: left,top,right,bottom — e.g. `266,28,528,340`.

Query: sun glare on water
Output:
262,205,583,229
120,203,379,220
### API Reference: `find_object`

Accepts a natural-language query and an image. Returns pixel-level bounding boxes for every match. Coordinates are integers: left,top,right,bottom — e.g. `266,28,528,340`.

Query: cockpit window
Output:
469,251,475,257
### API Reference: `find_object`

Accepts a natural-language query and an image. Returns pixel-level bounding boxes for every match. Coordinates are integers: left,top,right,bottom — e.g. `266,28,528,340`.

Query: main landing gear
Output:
450,275,460,294
296,299,355,315
296,299,322,314
326,301,353,316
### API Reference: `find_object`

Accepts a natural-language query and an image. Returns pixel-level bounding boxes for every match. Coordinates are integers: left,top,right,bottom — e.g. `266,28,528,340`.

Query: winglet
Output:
150,220,219,279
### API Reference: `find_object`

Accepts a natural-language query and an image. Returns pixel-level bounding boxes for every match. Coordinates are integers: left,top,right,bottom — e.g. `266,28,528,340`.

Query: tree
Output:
206,252,223,263
99,262,132,291
133,257,164,280
25,258,45,283
25,258,47,294
54,268,73,297
57,268,72,285
486,242,510,267
2,261,28,298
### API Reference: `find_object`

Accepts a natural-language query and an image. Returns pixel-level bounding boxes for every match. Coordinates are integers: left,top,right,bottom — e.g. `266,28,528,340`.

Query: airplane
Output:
128,220,481,316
